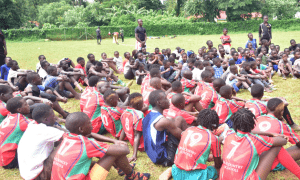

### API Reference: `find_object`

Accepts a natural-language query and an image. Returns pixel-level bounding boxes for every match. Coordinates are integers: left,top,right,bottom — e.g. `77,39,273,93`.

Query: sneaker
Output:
293,76,298,79
291,124,300,131
270,87,277,91
125,171,150,180
277,71,282,77
118,163,136,176
269,79,274,84
126,80,133,88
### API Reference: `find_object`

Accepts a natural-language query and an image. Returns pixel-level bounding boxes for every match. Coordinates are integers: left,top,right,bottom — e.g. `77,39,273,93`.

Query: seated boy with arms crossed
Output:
18,104,67,180
180,70,197,93
164,93,199,126
51,112,150,180
167,81,202,112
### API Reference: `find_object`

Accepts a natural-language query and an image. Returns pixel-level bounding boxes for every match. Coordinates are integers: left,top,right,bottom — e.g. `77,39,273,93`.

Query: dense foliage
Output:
4,19,300,41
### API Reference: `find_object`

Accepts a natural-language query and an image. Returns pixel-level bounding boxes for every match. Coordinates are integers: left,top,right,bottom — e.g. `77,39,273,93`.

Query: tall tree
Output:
137,0,164,10
261,0,299,20
217,0,261,21
184,0,219,22
0,0,22,29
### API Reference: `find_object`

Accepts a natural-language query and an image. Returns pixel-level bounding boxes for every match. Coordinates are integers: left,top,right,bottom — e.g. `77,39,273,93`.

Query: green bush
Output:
3,19,300,41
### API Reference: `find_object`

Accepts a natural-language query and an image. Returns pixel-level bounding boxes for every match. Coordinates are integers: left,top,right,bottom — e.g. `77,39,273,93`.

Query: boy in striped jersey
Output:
81,76,105,134
51,112,150,180
245,84,300,130
0,97,32,169
101,90,127,138
220,108,300,180
171,109,222,180
180,70,197,93
120,93,147,162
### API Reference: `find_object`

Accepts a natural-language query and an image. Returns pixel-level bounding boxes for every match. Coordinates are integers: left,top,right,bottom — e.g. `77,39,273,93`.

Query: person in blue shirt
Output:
143,90,188,167
245,33,257,50
240,50,255,63
0,57,11,80
290,51,300,65
212,58,223,78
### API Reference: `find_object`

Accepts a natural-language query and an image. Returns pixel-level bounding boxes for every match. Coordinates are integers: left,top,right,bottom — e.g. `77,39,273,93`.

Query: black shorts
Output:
161,133,179,167
16,82,28,91
3,152,18,169
97,35,102,40
40,92,57,102
54,85,71,98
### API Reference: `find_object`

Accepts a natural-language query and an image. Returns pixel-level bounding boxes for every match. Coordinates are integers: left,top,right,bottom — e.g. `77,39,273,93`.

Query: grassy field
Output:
1,31,300,180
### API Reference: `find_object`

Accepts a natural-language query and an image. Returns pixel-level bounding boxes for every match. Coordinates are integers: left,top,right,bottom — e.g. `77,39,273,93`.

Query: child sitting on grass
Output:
113,51,123,72
170,109,222,180
101,90,127,139
51,112,150,180
99,52,122,74
1,57,11,81
214,85,245,127
268,50,281,72
167,81,202,112
212,58,224,78
245,32,257,50
44,66,81,100
88,61,127,86
0,97,32,169
192,60,204,81
278,53,297,79
135,63,148,85
163,93,198,125
81,76,106,134
75,57,89,86
220,108,292,180
120,93,146,162
160,59,178,83
0,85,12,123
7,60,33,91
18,104,67,180
245,84,300,130
251,98,300,178
147,53,163,67
143,90,188,167
249,61,273,92
181,70,197,93
293,52,300,78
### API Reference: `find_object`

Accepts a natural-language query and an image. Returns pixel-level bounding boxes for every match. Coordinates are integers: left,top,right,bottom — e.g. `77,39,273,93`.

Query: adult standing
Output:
259,15,272,46
135,19,147,52
96,26,101,45
0,29,7,67
113,32,119,45
120,28,124,42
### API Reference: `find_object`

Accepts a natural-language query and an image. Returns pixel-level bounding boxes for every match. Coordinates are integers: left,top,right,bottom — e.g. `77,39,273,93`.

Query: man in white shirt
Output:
18,104,66,180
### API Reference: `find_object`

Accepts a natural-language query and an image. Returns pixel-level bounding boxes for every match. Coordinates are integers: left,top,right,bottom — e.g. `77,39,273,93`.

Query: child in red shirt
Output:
75,57,88,86
220,28,231,54
181,70,197,93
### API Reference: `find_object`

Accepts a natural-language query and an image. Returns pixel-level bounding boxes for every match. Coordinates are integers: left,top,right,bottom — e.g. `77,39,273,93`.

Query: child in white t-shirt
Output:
113,51,123,72
192,60,204,81
18,104,67,180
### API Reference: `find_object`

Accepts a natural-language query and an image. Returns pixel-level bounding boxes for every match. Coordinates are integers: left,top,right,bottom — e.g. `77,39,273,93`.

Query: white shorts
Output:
135,41,146,51
223,45,231,54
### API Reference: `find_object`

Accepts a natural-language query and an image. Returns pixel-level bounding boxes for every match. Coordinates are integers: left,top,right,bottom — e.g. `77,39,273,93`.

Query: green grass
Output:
2,31,300,180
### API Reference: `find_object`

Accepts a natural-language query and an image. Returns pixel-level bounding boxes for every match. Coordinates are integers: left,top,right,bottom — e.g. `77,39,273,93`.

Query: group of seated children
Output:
0,34,300,180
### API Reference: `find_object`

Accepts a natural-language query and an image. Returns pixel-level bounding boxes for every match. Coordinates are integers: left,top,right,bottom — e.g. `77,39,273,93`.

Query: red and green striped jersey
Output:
174,126,221,171
0,100,9,123
200,86,219,109
120,108,144,151
245,99,267,118
51,133,110,180
0,113,32,166
214,97,245,124
194,81,213,96
253,114,300,144
100,105,124,138
13,91,22,97
142,86,156,106
141,74,150,94
220,130,273,180
80,87,97,112
180,78,196,93
163,106,195,125
167,92,190,105
82,88,105,134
